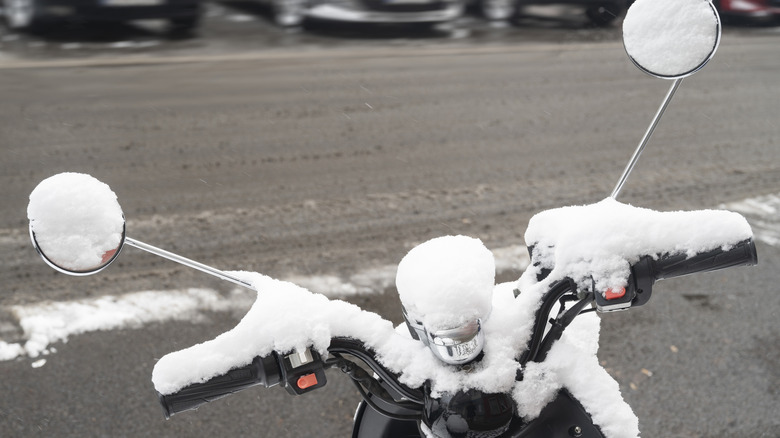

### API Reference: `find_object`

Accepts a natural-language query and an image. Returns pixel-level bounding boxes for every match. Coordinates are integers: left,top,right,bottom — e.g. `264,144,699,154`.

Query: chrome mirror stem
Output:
125,237,256,291
611,77,683,200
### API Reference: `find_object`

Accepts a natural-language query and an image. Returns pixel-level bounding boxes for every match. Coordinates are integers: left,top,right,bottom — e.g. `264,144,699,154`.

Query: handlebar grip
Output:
158,354,282,419
652,239,757,281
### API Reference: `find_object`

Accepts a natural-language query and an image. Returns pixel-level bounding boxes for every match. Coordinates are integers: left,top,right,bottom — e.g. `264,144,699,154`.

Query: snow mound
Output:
522,198,752,292
396,235,495,332
623,0,719,77
28,173,124,272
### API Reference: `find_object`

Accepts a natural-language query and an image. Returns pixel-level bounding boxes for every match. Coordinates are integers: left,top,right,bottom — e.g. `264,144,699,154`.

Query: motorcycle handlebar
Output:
157,354,282,419
599,238,758,311
157,240,758,416
156,339,419,419
650,239,757,281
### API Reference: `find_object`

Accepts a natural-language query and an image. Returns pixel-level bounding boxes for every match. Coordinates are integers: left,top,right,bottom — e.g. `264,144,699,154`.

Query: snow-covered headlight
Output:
396,235,495,366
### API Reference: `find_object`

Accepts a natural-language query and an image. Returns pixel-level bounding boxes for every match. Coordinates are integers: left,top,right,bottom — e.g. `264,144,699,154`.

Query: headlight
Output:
404,307,484,365
427,319,484,365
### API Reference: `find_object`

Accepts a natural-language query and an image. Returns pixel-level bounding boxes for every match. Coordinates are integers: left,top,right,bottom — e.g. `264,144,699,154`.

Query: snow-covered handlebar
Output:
158,348,329,418
594,238,757,312
157,337,422,419
157,237,757,420
158,354,283,419
649,239,757,281
522,238,757,364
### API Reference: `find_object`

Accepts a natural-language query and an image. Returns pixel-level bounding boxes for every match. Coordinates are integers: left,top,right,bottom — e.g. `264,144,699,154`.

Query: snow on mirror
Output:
623,0,721,79
28,172,126,276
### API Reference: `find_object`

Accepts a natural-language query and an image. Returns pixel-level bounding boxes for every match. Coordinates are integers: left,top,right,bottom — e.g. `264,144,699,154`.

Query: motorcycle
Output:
25,0,759,437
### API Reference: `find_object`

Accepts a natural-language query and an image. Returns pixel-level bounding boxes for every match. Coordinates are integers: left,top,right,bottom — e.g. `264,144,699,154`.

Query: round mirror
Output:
28,172,126,276
623,0,721,79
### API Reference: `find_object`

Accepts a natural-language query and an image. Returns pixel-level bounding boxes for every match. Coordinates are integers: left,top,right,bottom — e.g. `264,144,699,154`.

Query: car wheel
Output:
168,15,200,34
481,0,515,21
586,3,623,26
272,0,304,26
4,0,39,30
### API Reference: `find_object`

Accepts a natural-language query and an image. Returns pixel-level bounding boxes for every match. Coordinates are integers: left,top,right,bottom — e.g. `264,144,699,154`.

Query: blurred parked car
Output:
715,0,780,23
2,0,202,32
254,0,465,27
475,0,627,25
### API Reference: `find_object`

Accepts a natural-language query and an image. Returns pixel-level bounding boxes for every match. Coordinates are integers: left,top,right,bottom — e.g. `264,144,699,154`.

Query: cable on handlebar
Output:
328,337,425,404
349,378,422,421
517,279,578,369
328,354,422,421
534,293,594,363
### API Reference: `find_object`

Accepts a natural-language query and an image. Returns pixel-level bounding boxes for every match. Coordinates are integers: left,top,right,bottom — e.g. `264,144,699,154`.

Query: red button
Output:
605,287,626,300
297,373,318,389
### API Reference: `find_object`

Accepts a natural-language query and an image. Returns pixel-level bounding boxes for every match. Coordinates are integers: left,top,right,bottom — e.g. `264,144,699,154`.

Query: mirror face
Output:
28,173,126,275
623,0,721,79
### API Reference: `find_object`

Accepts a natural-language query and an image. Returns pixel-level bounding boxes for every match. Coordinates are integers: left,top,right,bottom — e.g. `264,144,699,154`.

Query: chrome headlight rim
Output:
403,307,485,366
427,319,484,365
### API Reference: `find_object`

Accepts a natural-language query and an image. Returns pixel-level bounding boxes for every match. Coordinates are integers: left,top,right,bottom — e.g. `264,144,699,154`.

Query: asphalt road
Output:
1,15,779,438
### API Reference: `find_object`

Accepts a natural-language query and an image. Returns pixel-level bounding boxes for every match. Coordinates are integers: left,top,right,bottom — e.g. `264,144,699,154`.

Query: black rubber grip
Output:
158,354,282,419
652,239,757,280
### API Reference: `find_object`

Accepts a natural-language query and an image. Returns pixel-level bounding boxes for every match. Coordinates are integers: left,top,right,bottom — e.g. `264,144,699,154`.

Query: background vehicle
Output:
242,0,465,28
475,0,628,25
2,0,202,33
715,0,780,23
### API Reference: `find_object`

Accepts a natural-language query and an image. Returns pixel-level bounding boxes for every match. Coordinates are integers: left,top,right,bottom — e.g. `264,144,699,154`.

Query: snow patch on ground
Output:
4,288,256,364
721,193,780,247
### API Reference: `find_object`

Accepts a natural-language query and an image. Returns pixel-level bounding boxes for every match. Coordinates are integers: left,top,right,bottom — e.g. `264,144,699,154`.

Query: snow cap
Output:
623,0,719,78
396,235,495,332
28,172,124,272
523,198,753,292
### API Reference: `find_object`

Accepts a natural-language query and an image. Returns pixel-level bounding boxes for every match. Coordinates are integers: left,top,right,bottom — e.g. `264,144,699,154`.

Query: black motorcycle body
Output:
353,388,604,438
